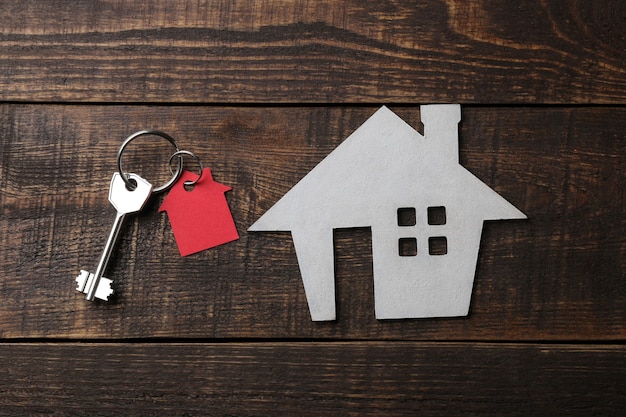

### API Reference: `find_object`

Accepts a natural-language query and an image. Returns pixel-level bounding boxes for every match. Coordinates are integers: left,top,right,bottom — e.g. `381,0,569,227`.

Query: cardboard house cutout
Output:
249,105,526,321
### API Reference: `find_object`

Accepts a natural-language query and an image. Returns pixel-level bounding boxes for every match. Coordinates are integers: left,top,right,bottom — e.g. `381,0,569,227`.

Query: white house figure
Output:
249,105,526,321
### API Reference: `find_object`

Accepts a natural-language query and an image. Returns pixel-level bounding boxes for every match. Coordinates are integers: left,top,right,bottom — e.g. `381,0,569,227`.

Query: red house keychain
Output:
159,151,239,256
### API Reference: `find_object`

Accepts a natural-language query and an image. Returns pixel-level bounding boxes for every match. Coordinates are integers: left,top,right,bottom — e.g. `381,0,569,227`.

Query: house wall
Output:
0,1,624,415
371,217,484,319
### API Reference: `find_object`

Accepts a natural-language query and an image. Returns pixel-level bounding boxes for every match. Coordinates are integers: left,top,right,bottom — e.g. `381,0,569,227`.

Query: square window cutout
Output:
397,207,416,226
427,206,446,225
399,238,418,256
428,236,447,255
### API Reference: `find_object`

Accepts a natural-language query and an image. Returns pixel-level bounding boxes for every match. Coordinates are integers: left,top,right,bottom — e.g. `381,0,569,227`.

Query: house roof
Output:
249,105,526,233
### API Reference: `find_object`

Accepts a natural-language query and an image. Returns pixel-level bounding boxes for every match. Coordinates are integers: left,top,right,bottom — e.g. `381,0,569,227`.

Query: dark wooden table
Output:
1,1,624,415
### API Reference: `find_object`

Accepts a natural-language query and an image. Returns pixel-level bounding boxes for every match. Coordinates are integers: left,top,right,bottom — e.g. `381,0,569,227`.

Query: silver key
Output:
76,172,153,301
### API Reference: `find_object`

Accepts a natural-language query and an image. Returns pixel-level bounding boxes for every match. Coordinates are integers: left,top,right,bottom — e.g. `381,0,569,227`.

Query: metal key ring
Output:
117,130,183,193
168,150,204,187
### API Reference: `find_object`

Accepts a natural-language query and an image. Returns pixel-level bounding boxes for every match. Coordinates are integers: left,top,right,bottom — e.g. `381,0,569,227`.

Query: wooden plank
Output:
0,105,624,339
0,342,624,416
1,0,625,104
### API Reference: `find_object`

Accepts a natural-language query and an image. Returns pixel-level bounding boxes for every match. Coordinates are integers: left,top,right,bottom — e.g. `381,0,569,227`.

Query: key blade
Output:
109,173,153,214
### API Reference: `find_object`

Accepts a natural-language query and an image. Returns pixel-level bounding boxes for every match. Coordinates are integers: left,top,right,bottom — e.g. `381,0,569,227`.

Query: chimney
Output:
420,104,461,162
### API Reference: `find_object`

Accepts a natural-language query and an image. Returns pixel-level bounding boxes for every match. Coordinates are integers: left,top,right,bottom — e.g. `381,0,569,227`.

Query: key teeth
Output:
76,270,89,292
95,278,114,301
75,270,114,301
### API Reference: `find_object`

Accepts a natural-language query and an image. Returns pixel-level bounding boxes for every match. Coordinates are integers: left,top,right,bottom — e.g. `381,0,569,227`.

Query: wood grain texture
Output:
2,3,625,412
0,342,624,416
0,105,623,340
1,0,625,104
